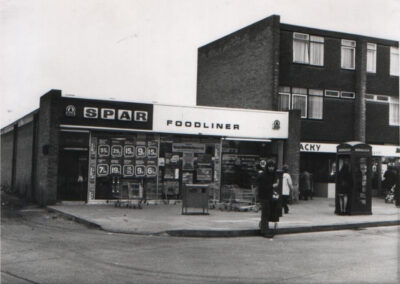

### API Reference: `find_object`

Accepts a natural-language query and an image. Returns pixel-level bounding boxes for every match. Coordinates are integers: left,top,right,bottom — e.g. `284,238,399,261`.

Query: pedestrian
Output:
282,165,293,214
300,170,312,200
337,158,352,215
256,160,279,238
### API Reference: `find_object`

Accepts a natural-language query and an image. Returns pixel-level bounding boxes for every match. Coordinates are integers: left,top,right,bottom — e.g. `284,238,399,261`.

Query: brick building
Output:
197,15,399,197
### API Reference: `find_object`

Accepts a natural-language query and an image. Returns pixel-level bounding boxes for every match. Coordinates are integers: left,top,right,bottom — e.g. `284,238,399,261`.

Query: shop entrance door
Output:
58,150,88,201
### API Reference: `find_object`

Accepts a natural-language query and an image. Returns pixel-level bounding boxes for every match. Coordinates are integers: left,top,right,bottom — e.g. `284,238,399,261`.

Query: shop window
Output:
390,47,399,76
365,94,389,103
341,39,356,70
292,88,307,118
293,33,324,66
308,89,323,119
389,97,399,126
325,90,340,98
367,43,377,73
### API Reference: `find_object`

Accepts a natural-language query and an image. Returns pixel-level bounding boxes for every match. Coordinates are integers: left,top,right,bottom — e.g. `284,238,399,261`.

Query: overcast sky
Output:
1,0,399,127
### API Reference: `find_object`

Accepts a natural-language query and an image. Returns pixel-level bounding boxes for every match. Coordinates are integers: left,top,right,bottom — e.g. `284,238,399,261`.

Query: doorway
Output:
57,150,88,201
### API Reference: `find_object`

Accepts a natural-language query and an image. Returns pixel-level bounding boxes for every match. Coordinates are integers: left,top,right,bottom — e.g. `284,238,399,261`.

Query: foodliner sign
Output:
152,104,289,139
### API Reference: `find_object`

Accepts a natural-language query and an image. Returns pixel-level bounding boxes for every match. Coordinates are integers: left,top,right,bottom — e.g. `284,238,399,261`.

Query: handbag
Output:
272,190,280,200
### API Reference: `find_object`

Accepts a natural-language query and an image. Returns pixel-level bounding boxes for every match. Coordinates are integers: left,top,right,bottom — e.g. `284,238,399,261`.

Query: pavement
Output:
47,197,400,237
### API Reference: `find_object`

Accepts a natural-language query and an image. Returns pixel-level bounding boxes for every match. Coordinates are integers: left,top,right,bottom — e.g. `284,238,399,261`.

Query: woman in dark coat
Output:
257,160,279,238
337,159,352,214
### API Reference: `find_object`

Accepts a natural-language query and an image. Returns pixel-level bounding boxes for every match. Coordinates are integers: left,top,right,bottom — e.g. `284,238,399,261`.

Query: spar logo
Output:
272,120,280,130
65,105,76,117
83,107,148,122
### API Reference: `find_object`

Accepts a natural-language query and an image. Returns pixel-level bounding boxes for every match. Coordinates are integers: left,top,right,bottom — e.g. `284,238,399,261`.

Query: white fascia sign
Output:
153,105,288,139
300,142,400,157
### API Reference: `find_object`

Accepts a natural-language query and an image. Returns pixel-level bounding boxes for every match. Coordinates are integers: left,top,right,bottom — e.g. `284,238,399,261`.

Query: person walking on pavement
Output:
300,170,312,200
282,165,293,214
257,160,279,238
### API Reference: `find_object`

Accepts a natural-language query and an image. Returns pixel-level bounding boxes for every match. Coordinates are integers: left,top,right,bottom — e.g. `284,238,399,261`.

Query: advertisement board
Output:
153,105,288,139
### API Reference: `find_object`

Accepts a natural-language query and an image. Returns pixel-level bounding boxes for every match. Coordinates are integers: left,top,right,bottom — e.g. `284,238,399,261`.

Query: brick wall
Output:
285,110,301,197
300,99,354,142
1,130,14,189
14,122,34,199
197,15,280,110
366,102,399,144
35,90,61,206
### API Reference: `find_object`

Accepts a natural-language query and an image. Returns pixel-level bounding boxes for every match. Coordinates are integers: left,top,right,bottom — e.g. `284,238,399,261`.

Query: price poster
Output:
98,138,110,157
94,136,159,179
97,159,109,177
123,139,135,177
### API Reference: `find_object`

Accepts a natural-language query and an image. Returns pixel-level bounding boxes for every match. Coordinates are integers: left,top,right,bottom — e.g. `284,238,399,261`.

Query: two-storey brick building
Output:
197,15,399,197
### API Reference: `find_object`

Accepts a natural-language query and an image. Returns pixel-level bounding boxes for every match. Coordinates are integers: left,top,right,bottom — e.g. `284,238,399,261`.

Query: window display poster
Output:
94,135,158,179
197,167,213,182
182,172,193,184
182,152,194,170
163,167,176,180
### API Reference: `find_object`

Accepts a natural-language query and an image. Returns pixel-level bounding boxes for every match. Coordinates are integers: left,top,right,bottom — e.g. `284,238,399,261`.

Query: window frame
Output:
341,39,356,70
308,89,324,120
367,43,377,73
325,90,340,98
390,47,399,76
365,94,389,103
291,93,308,119
340,91,355,99
309,36,324,66
293,32,324,66
389,97,400,126
278,92,291,111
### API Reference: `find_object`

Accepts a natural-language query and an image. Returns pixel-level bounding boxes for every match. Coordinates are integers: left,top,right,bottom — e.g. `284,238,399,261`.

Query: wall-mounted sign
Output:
172,143,206,153
153,105,288,139
300,142,400,157
300,143,338,153
59,97,153,131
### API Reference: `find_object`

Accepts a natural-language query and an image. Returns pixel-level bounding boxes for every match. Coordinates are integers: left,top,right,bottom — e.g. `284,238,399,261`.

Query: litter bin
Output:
182,184,209,215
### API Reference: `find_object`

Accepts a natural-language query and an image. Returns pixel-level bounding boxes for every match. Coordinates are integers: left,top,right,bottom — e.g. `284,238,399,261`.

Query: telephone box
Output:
336,142,372,215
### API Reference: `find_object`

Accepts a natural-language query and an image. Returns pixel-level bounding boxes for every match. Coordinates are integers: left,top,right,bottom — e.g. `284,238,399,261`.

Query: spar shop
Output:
1,90,298,206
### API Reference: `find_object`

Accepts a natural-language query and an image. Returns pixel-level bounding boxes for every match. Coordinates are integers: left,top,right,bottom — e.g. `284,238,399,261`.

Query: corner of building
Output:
35,89,62,206
196,14,281,111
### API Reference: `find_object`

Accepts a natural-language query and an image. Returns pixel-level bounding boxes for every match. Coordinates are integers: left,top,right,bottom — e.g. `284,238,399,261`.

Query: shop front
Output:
58,97,289,204
300,142,400,198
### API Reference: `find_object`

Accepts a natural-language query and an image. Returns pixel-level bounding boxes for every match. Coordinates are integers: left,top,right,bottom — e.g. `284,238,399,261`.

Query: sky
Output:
1,0,399,127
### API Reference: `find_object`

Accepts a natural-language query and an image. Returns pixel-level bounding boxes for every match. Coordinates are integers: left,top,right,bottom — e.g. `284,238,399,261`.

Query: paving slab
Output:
47,197,400,237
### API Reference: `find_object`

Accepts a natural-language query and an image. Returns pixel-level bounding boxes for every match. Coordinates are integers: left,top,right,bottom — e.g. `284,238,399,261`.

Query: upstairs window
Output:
390,47,399,76
292,88,308,118
341,39,356,70
389,97,399,126
278,86,291,111
341,91,355,99
293,33,324,66
325,90,340,98
310,36,324,66
308,89,323,119
293,33,309,64
367,43,377,73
